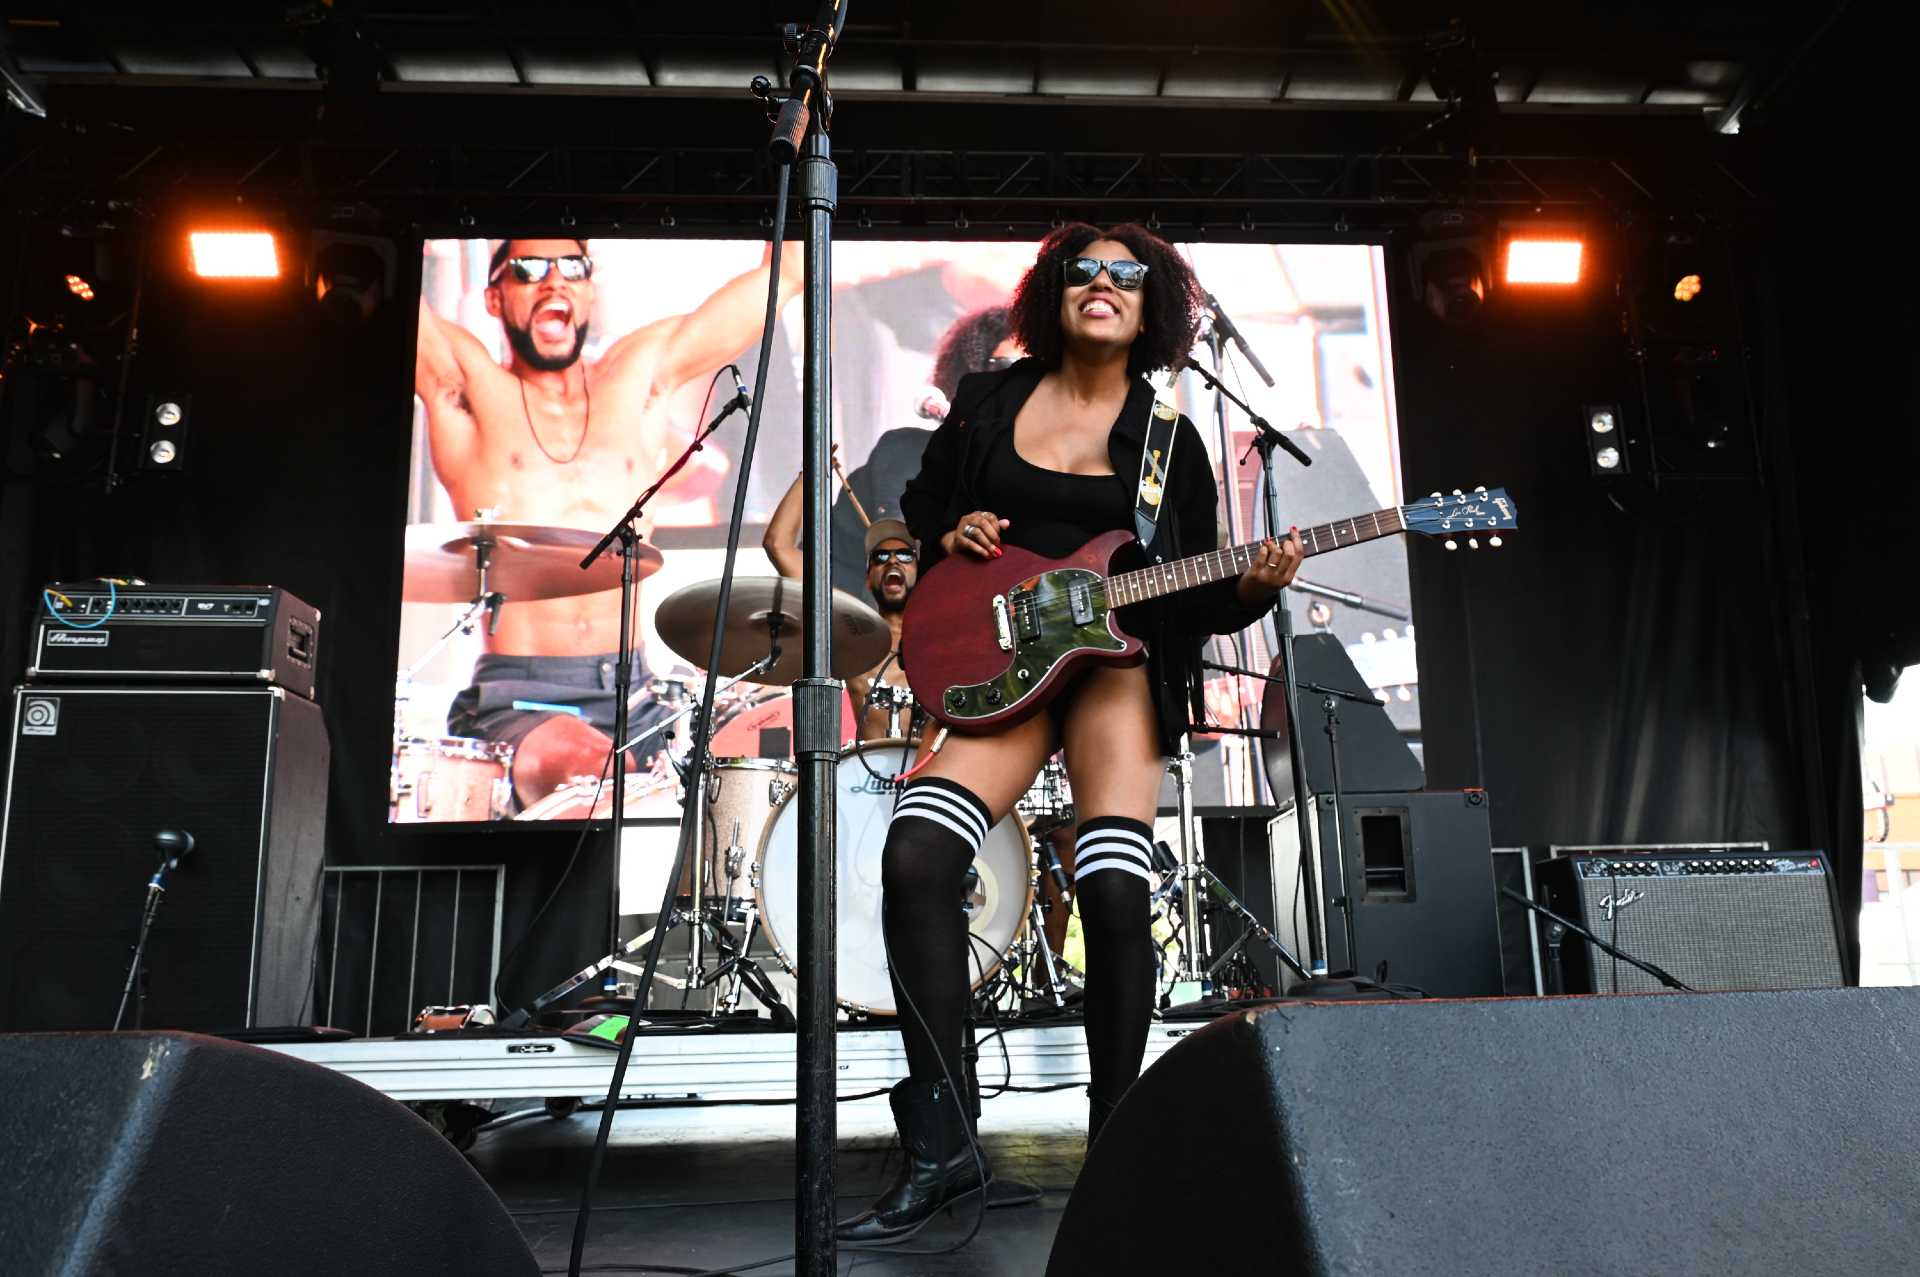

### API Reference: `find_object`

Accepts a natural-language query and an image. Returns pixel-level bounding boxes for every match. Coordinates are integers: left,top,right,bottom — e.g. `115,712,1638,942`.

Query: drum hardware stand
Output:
1180,354,1327,980
1164,735,1310,1000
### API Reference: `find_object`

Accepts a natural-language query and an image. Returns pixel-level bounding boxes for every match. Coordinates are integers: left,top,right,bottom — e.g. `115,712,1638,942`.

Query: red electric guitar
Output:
903,486,1517,732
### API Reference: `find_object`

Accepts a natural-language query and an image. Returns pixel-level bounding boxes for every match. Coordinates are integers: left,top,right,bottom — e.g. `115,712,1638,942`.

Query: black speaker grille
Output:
0,687,327,1030
1565,859,1843,993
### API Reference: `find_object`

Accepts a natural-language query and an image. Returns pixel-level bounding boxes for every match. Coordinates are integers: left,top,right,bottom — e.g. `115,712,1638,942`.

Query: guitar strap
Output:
1133,375,1180,548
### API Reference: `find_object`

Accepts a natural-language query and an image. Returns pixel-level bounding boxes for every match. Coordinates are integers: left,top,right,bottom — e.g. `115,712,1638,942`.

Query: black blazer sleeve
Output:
900,366,1011,571
1171,415,1271,637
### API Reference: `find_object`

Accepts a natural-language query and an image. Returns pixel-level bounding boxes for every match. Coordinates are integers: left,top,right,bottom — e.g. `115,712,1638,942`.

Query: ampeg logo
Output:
21,696,60,737
46,632,109,648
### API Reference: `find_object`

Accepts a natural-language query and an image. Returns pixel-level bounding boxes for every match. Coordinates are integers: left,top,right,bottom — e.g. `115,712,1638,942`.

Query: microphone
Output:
730,365,754,413
154,829,195,870
485,591,505,636
915,386,950,421
1205,293,1275,388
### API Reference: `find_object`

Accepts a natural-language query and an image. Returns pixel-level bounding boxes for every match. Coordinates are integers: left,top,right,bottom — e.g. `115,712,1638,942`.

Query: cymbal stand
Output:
1166,737,1214,1000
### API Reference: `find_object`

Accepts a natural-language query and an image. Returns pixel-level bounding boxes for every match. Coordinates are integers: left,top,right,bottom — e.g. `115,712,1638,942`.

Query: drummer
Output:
764,474,918,742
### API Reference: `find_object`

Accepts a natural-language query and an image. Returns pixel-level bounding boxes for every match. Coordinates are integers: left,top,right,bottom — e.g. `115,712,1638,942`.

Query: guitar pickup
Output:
991,594,1013,651
1069,580,1095,626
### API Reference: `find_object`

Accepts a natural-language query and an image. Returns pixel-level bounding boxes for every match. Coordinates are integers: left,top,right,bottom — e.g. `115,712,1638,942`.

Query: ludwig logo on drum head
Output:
21,696,59,737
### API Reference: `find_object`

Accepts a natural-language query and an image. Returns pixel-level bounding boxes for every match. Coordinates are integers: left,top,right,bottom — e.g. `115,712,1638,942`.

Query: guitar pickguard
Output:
938,567,1129,725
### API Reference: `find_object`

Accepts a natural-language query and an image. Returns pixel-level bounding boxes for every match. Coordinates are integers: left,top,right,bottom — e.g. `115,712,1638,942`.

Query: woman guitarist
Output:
839,225,1304,1242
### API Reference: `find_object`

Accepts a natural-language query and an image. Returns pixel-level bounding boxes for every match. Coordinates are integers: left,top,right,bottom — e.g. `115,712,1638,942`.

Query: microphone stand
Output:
766,5,850,1270
1183,354,1325,978
579,382,752,985
1498,887,1695,992
114,838,190,1031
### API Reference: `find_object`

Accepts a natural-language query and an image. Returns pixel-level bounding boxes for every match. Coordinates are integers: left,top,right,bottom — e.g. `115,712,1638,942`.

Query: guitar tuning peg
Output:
1489,535,1503,548
1473,485,1487,494
1452,488,1462,495
1468,536,1480,549
1429,491,1443,500
1444,538,1458,551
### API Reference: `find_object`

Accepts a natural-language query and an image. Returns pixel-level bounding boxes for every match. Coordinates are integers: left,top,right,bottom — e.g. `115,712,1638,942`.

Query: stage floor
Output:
475,1088,1088,1276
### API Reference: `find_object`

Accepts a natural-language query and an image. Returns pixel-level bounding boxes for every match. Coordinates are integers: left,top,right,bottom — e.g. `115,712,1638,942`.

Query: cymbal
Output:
403,521,663,603
653,576,891,684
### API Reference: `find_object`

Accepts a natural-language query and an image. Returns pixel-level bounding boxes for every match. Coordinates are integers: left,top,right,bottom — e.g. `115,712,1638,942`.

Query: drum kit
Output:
388,517,1090,1021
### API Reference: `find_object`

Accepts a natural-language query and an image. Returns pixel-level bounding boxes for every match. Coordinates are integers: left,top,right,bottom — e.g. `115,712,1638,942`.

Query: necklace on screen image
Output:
519,375,592,465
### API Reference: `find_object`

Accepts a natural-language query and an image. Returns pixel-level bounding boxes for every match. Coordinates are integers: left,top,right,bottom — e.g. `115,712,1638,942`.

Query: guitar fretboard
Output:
1105,506,1407,607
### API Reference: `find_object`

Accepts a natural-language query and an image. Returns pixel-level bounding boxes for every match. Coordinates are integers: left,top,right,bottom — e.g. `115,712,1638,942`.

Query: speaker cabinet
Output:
1054,989,1920,1276
1267,789,1500,995
1532,850,1845,994
0,686,329,1030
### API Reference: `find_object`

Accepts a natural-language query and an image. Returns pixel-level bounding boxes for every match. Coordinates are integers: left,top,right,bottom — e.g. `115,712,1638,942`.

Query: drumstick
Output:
832,455,873,528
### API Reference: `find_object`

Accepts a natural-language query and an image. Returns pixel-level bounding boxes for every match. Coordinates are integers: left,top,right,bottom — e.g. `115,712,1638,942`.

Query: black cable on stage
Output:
566,166,794,1277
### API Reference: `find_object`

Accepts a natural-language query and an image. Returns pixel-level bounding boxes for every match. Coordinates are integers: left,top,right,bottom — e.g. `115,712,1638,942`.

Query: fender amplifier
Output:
30,584,318,701
1532,851,1845,994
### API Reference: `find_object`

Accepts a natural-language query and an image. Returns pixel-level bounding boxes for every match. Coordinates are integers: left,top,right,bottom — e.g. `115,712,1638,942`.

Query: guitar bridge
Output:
991,594,1012,652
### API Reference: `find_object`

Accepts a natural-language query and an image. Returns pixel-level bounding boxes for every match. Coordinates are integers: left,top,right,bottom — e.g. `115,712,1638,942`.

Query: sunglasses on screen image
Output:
869,548,916,566
491,255,594,285
1062,257,1149,290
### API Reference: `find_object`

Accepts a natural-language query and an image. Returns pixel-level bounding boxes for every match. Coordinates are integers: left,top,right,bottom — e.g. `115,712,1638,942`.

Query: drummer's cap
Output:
864,518,916,558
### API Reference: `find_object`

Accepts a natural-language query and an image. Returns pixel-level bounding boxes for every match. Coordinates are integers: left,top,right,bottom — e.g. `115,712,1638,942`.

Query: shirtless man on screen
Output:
414,238,802,807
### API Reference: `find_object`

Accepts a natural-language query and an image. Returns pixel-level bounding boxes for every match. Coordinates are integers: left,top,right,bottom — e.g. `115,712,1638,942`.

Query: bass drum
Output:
755,739,1033,1015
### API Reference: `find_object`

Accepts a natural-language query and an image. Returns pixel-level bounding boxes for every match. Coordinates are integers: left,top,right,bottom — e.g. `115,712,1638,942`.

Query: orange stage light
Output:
189,231,280,279
1505,238,1583,285
64,274,94,301
1673,273,1703,302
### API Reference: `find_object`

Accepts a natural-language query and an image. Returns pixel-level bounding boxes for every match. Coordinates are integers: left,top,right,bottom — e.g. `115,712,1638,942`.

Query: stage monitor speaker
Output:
0,1031,535,1275
0,686,329,1031
1267,788,1500,995
1052,988,1920,1276
1532,850,1845,994
1260,631,1423,807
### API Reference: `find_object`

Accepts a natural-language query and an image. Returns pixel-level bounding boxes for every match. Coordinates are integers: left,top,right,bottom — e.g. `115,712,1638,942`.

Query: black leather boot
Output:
837,1078,989,1243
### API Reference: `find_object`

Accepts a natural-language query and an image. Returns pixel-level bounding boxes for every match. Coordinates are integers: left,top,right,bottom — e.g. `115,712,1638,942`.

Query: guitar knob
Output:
946,689,966,709
985,688,1004,706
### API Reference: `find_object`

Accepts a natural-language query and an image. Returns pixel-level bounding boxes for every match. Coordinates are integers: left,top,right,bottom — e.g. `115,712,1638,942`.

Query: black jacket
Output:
901,358,1268,753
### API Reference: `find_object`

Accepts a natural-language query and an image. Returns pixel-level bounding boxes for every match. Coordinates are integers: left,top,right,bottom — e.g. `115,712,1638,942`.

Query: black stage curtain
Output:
1391,264,1813,876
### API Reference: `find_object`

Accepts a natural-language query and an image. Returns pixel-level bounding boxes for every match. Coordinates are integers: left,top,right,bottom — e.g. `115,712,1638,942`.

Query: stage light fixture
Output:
1506,238,1583,285
189,232,279,279
64,274,94,301
1673,273,1702,302
140,394,190,471
1407,210,1491,325
1584,403,1627,476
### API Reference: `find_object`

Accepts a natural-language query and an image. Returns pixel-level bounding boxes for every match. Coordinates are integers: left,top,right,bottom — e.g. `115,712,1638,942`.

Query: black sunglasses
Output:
1063,257,1149,290
492,254,593,285
981,355,1019,372
869,548,915,566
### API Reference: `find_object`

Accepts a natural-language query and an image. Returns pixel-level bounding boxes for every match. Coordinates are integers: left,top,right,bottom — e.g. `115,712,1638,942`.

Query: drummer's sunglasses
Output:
869,548,916,566
492,254,594,285
1063,257,1148,290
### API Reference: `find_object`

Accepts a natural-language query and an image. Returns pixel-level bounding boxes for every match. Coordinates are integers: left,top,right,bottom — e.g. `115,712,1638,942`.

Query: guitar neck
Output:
1104,506,1407,607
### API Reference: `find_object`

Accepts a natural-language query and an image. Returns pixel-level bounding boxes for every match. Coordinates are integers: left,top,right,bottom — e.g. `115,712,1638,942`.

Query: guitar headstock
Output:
1404,486,1518,551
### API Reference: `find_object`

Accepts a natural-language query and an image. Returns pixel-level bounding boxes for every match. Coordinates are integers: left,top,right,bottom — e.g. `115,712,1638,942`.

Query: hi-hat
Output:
403,521,663,603
653,576,890,684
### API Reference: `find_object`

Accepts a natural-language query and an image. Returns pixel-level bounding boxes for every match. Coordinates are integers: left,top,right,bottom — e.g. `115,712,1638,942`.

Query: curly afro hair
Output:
930,305,1013,398
1007,222,1203,377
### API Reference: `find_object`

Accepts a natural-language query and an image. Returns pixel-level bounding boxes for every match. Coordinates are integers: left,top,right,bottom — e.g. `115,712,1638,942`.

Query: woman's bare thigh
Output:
1059,662,1165,826
914,710,1058,826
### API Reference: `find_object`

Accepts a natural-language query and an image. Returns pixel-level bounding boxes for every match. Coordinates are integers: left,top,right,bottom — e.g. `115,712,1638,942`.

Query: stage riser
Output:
265,1021,1180,1103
